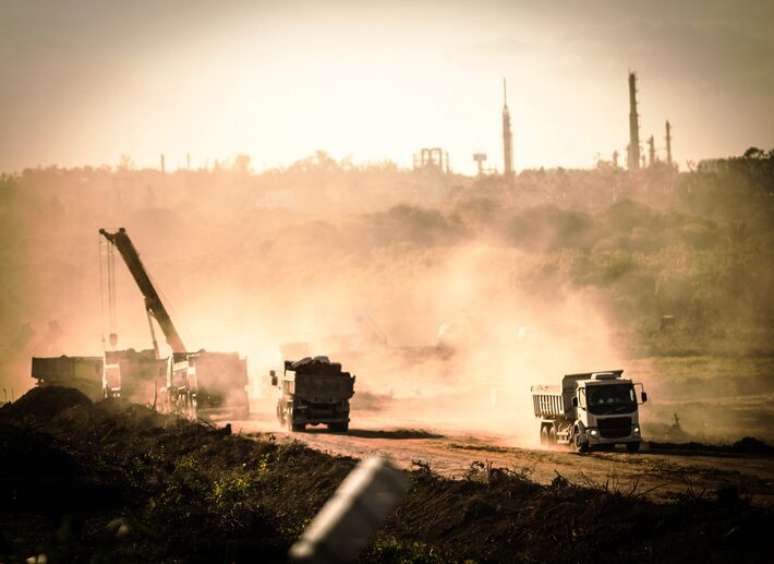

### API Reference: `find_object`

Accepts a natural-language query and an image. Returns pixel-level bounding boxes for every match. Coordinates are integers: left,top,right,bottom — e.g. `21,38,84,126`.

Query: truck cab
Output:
531,370,647,452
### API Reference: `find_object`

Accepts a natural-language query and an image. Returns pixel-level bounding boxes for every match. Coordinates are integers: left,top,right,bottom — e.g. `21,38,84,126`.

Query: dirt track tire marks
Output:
238,416,774,506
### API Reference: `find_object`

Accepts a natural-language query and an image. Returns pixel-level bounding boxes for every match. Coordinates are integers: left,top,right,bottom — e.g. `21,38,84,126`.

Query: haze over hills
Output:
2,150,773,440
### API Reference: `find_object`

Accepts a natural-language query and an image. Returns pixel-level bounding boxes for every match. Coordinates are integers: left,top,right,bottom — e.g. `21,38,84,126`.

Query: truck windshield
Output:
586,384,636,415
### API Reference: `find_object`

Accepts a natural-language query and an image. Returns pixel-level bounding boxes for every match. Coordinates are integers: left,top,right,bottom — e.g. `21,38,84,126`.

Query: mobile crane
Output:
99,228,249,419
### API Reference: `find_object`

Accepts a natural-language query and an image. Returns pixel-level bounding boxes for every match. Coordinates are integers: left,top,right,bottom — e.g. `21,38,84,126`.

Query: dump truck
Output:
31,355,104,401
104,348,168,406
187,351,249,419
271,356,355,432
530,370,648,452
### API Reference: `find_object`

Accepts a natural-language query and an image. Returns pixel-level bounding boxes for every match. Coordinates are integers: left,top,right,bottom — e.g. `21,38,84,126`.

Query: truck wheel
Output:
276,402,285,425
285,406,295,431
626,442,641,453
574,433,589,454
329,422,349,433
540,424,550,445
291,422,306,432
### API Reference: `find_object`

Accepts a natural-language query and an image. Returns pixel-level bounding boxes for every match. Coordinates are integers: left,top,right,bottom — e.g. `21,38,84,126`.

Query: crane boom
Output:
99,228,186,354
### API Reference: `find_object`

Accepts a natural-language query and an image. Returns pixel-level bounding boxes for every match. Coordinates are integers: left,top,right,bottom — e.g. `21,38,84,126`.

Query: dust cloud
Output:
2,151,773,443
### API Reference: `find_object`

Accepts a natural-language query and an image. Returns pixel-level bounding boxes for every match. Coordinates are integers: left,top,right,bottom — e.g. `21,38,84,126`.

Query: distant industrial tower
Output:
502,78,514,179
473,153,487,176
627,72,641,171
413,147,449,173
648,135,656,167
665,120,673,166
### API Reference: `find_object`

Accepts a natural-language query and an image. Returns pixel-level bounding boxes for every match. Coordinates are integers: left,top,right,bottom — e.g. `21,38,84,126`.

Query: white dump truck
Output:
530,370,648,452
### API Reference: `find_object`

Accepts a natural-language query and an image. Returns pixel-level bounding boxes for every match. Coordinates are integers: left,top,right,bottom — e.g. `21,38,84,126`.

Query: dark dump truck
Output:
271,356,355,432
187,351,250,420
104,348,168,406
31,355,105,401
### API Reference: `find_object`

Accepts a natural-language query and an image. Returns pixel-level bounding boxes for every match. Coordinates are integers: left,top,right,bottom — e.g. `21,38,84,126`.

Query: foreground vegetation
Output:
2,387,772,563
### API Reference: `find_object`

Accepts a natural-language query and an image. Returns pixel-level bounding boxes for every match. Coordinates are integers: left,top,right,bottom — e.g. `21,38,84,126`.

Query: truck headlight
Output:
589,430,598,437
633,426,640,434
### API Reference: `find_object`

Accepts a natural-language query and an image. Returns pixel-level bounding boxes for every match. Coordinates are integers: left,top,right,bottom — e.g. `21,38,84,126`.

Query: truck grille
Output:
597,417,632,439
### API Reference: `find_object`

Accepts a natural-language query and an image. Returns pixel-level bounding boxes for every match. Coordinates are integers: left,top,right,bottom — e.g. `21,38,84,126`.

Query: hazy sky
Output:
1,0,773,174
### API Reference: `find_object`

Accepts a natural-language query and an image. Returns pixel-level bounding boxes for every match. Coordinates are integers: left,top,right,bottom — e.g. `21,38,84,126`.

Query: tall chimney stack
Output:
627,72,641,171
648,135,656,167
665,120,673,166
502,78,514,180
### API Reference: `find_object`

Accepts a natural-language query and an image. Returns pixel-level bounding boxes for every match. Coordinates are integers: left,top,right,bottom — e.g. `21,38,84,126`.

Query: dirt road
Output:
235,410,774,506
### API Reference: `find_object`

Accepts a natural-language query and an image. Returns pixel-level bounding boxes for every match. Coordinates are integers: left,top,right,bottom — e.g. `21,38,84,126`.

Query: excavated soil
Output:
1,387,772,563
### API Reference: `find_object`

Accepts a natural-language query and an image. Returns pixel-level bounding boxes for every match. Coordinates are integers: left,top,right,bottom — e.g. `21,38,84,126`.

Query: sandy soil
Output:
235,409,774,507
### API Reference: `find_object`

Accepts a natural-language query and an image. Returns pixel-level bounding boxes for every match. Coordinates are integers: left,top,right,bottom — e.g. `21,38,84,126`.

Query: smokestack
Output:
627,72,641,171
665,120,673,166
502,78,514,179
648,135,656,167
160,154,166,174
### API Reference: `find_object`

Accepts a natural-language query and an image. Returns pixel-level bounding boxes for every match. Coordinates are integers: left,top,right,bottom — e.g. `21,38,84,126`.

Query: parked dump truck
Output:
187,351,249,419
31,356,104,401
104,348,168,406
531,370,648,453
271,356,355,432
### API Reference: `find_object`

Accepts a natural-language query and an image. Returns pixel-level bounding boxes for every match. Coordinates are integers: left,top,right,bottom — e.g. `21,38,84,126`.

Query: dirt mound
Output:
0,394,342,562
1,386,91,421
0,423,120,512
53,396,168,436
732,436,774,455
0,423,82,509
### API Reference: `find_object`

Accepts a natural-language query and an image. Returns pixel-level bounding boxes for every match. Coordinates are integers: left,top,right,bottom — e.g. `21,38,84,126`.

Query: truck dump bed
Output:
530,385,565,418
286,357,355,402
32,356,104,401
293,373,355,402
530,371,627,420
189,352,247,390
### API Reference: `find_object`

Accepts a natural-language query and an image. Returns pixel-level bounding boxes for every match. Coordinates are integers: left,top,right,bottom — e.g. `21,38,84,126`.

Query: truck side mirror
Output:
641,391,648,403
270,370,277,387
572,397,578,407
